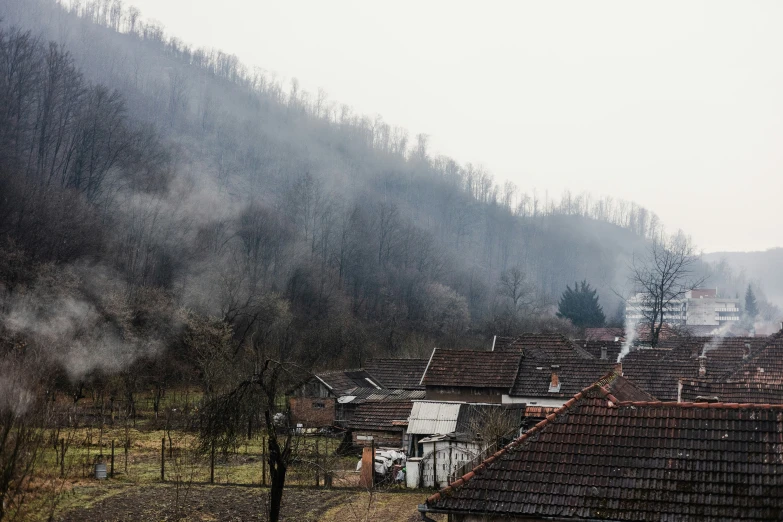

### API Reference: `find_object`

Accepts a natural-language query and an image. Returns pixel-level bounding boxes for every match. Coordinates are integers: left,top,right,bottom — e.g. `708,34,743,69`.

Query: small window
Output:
312,402,325,409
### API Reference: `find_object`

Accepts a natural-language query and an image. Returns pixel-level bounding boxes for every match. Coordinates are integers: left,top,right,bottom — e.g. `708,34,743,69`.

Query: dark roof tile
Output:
422,349,522,389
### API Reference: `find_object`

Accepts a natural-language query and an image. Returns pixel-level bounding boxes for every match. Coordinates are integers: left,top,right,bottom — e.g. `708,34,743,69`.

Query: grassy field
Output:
15,391,438,521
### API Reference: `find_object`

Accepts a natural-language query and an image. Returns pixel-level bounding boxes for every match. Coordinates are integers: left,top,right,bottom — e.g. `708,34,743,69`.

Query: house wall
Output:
289,396,335,428
351,429,404,448
501,395,565,408
421,440,481,488
425,386,505,404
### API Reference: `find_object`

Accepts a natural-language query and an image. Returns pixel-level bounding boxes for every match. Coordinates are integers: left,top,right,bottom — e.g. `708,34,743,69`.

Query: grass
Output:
16,389,426,521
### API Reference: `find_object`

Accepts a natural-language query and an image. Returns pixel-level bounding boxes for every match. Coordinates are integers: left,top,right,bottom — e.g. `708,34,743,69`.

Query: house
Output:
421,379,783,521
405,400,523,488
347,400,414,448
503,359,620,407
678,378,783,404
576,339,623,361
583,327,624,342
288,369,384,428
362,358,427,390
677,330,783,403
420,349,522,403
288,359,427,428
621,335,768,401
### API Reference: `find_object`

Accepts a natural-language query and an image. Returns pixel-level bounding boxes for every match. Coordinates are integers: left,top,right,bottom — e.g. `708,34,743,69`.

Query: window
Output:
312,402,325,409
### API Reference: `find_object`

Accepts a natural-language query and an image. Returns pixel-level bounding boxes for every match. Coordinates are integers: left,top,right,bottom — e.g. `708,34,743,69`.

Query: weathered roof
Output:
338,388,425,404
406,401,462,435
315,370,383,395
347,400,414,432
426,384,783,520
407,401,520,436
575,339,623,361
363,358,428,390
509,359,616,398
421,349,522,389
726,333,783,385
679,378,783,404
597,371,657,402
498,333,594,360
584,327,625,342
620,336,767,401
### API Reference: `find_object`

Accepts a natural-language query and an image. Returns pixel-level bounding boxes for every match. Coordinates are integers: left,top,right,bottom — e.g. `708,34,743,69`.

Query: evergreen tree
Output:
744,285,759,319
557,280,606,328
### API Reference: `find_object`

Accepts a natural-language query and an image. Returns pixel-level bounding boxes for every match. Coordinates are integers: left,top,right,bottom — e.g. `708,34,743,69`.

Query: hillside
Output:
704,249,783,308
1,0,674,385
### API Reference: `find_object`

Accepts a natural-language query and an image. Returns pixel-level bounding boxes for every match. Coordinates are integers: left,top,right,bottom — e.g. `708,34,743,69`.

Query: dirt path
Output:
52,484,430,521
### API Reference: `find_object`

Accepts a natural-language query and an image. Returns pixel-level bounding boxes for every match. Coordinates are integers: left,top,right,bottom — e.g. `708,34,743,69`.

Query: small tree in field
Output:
198,359,309,522
556,281,605,328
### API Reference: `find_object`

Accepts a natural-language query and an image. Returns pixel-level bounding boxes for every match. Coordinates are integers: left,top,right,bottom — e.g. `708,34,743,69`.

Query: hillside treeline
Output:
2,0,766,404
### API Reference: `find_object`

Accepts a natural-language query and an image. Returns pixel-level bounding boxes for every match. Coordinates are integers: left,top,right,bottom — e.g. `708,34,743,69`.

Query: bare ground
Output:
51,484,433,522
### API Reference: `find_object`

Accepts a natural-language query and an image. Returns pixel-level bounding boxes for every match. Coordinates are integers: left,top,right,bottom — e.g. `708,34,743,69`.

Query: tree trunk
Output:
267,439,287,522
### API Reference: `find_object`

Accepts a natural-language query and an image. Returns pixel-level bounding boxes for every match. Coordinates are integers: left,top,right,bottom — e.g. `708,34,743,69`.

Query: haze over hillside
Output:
0,0,779,381
704,249,783,309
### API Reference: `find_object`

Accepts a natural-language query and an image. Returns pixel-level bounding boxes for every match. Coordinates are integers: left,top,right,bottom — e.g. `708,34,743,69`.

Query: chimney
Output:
743,343,751,359
614,336,619,342
691,345,700,359
698,355,706,377
614,362,623,376
548,365,561,392
600,346,608,360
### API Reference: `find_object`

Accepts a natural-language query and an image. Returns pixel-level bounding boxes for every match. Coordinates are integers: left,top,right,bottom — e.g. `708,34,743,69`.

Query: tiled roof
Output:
421,349,522,389
620,337,767,401
726,334,783,385
509,359,616,398
363,358,428,390
340,388,425,403
346,400,414,432
598,372,657,402
499,333,594,360
576,339,623,361
584,327,624,342
679,378,783,404
316,370,384,395
426,384,783,520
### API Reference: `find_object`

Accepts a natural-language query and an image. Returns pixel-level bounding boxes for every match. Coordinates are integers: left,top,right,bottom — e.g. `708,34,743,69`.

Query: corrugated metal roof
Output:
407,401,462,435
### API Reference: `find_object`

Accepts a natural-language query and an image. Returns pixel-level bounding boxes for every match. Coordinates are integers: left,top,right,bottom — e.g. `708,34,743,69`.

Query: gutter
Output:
419,504,620,521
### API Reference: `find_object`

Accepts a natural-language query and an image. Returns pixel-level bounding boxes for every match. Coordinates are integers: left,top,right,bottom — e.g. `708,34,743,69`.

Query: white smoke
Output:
617,318,638,362
2,267,166,381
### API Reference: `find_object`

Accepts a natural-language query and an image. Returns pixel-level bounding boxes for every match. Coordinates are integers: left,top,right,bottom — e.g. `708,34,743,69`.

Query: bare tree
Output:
198,359,309,522
628,233,706,347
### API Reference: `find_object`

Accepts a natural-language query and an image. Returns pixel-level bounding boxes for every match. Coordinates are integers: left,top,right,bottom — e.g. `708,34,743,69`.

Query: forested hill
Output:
1,0,662,379
704,249,783,309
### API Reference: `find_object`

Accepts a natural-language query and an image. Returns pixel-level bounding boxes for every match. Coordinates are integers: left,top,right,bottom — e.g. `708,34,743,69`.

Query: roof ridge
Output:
426,383,604,505
614,399,783,409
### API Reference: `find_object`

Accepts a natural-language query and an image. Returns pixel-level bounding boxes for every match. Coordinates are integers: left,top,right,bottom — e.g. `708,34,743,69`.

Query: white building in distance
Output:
626,288,741,327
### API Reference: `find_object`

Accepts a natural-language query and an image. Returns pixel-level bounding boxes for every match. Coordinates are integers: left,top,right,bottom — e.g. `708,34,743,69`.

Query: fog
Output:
125,0,783,253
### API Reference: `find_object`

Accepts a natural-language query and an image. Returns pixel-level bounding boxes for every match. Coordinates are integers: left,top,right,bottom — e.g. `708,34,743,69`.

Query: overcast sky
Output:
125,0,783,253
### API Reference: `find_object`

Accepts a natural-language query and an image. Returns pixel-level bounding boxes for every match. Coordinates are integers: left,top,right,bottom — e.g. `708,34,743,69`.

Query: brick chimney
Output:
600,346,608,360
698,355,707,377
614,362,623,376
548,365,561,392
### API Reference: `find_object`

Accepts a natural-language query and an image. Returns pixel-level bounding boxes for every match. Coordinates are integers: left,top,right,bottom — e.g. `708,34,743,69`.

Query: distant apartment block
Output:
626,288,741,327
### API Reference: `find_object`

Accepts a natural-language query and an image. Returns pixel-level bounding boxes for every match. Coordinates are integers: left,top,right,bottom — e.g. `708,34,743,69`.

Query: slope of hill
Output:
0,0,664,378
704,249,783,308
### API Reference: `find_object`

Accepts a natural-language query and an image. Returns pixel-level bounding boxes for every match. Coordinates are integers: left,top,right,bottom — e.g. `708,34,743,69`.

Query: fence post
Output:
60,438,65,478
161,437,165,481
210,440,215,484
124,442,128,474
315,438,320,487
262,436,267,486
371,439,375,488
110,440,115,478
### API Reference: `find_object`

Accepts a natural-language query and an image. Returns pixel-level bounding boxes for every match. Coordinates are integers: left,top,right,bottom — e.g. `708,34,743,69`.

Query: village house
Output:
420,349,522,403
347,400,415,448
287,358,428,429
420,376,783,521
